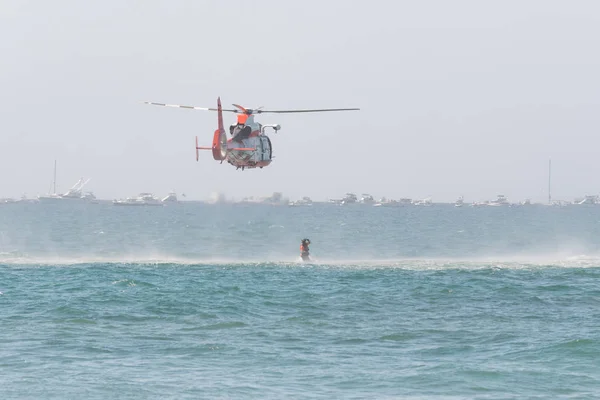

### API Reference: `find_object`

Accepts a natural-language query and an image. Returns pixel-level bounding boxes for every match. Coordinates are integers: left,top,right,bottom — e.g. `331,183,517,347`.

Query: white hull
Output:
375,201,403,207
113,192,164,206
113,200,164,206
38,196,96,203
289,196,313,206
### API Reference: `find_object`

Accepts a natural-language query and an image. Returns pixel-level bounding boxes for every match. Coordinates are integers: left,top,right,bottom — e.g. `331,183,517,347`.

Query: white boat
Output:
37,161,96,203
17,194,38,203
374,197,387,207
113,193,164,206
455,196,464,207
161,191,178,202
375,198,402,207
576,195,598,205
413,197,432,206
487,194,510,206
341,193,358,204
360,193,375,204
37,160,96,203
38,178,96,202
289,196,313,206
551,200,569,207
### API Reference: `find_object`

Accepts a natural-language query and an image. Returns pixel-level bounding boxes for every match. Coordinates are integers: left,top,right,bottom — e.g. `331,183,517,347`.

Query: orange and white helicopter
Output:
145,97,359,170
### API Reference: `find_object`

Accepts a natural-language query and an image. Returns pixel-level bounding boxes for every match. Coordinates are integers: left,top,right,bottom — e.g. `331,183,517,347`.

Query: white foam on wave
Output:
0,253,242,266
1,251,600,270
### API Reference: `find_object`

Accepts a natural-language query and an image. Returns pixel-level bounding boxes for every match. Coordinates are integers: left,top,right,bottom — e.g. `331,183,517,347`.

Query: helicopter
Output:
144,97,359,170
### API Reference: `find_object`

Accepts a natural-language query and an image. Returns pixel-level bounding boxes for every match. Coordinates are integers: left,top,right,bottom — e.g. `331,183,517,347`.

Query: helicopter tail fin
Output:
209,97,227,160
217,97,225,134
193,97,229,162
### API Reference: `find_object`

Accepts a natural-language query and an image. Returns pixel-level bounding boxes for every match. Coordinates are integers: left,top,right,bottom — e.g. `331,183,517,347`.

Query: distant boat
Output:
161,191,178,202
413,197,432,206
576,195,598,205
113,193,164,206
17,194,38,204
341,193,358,205
37,161,96,203
455,196,464,207
487,194,510,206
289,196,313,206
360,193,375,204
38,178,96,202
375,199,401,207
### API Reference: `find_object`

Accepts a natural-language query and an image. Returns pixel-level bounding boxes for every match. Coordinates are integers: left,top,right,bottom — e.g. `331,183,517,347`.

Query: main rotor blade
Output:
256,108,360,114
232,103,247,113
144,101,239,113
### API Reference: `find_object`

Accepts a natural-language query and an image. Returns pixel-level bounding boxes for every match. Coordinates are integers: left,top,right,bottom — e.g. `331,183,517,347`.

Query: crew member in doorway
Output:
231,114,252,143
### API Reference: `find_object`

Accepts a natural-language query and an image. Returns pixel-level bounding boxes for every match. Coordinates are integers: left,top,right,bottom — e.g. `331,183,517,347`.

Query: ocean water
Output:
1,202,599,399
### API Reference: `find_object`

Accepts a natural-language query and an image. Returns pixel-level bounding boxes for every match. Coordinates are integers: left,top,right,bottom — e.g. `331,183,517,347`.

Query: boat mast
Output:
53,160,57,195
548,158,551,205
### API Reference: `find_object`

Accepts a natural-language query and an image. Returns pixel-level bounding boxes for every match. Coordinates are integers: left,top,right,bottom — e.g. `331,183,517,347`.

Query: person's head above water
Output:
302,238,311,245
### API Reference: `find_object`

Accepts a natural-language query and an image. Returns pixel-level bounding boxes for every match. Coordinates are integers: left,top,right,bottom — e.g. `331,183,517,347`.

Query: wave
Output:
1,252,600,269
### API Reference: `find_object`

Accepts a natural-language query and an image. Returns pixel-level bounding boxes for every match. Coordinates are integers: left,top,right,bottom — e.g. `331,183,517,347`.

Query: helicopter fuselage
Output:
222,115,276,170
225,134,272,170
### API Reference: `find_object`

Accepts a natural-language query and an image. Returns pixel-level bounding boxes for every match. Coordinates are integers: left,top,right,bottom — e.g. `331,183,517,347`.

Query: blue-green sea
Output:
1,202,599,399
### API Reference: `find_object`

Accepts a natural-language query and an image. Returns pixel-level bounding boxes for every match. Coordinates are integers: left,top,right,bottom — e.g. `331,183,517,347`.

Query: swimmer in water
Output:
300,238,311,261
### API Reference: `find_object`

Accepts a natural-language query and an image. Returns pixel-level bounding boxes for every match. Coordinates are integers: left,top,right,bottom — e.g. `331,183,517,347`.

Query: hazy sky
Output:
1,0,599,202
